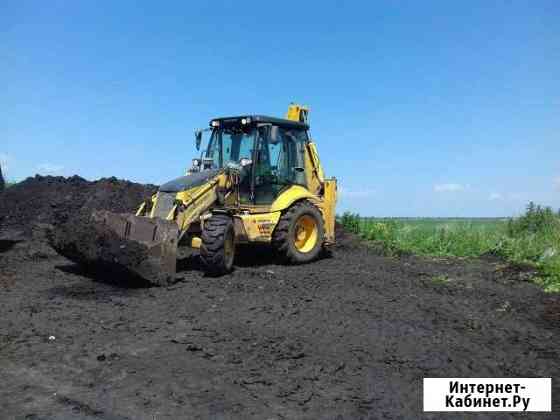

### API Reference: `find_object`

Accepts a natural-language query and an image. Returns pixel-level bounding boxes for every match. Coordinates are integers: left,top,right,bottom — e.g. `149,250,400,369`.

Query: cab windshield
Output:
203,122,308,204
205,126,255,169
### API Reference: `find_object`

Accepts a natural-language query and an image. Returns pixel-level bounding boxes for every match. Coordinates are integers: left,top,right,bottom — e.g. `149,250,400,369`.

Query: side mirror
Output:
195,130,202,151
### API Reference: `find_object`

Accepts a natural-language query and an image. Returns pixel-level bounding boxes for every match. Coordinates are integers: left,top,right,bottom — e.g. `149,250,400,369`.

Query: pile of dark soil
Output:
0,175,156,235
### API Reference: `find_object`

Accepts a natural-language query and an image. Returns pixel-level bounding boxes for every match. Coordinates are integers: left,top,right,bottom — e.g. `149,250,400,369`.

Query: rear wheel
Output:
200,214,235,276
272,201,324,263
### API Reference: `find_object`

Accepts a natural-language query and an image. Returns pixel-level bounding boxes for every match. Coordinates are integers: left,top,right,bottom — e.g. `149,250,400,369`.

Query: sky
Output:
1,0,559,217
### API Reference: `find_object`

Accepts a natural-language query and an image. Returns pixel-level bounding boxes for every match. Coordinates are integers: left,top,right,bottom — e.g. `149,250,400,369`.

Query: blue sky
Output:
2,1,559,216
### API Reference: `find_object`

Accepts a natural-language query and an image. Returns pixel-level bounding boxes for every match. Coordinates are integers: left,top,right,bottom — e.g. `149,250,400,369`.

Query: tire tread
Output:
200,214,234,276
272,201,324,264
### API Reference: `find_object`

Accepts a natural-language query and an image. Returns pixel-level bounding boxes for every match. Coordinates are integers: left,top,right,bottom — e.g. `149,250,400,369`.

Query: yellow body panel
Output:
323,178,337,243
286,104,309,123
175,185,217,232
235,211,282,242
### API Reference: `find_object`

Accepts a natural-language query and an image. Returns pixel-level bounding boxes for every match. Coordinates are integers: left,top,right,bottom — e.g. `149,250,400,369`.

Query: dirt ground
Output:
1,176,559,419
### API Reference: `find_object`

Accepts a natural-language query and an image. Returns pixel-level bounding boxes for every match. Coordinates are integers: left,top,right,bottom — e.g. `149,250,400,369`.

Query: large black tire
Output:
272,201,324,264
200,214,235,276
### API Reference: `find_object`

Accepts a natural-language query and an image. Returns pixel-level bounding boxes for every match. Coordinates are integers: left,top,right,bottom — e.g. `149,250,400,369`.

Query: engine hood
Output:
159,169,221,193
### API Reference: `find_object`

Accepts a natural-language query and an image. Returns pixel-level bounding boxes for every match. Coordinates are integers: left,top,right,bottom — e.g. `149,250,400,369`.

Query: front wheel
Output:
272,201,324,264
200,214,235,276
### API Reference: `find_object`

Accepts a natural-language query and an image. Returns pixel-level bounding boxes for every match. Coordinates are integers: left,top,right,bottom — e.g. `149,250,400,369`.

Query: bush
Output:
498,202,560,291
340,212,361,235
507,202,560,236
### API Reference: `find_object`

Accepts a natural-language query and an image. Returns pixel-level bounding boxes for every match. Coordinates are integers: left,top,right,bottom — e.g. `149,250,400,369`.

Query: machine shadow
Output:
233,244,333,268
0,240,19,253
176,254,204,273
177,245,282,272
56,245,334,286
233,244,280,267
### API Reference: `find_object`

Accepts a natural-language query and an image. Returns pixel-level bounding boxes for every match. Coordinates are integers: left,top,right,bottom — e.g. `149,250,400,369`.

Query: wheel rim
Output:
224,230,235,267
293,215,318,253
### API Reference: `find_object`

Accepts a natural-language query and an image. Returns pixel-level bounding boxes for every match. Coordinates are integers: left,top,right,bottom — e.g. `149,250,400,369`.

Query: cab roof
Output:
210,115,309,130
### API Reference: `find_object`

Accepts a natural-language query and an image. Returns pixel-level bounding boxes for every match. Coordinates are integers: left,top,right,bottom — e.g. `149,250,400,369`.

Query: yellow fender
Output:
269,185,320,213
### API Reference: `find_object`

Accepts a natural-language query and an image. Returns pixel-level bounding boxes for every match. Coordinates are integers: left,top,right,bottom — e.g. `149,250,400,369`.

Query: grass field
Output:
340,203,560,292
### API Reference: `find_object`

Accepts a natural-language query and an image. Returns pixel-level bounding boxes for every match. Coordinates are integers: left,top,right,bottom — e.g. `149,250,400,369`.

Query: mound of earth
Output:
0,175,156,236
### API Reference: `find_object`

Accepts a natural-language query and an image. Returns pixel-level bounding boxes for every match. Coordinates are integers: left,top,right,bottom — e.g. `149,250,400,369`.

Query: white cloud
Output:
37,163,64,174
434,183,467,193
488,192,524,202
339,186,376,198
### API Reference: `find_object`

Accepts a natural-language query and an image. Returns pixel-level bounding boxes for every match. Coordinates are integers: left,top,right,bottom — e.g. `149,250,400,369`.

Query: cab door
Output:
252,126,307,205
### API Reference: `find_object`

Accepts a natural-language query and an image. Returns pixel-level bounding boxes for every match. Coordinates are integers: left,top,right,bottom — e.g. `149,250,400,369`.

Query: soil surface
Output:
1,176,559,419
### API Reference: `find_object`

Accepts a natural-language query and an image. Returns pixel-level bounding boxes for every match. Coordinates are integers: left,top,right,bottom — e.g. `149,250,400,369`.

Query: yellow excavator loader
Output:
79,104,337,285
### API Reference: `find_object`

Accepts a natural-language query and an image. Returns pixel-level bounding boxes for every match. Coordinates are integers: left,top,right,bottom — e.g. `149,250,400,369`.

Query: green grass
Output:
339,203,560,292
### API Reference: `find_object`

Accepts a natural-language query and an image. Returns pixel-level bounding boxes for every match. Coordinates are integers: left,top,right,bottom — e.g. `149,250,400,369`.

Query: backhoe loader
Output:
64,104,337,285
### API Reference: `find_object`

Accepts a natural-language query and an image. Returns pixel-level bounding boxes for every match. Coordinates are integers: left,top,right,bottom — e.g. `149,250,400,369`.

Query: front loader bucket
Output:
51,210,180,286
91,210,180,285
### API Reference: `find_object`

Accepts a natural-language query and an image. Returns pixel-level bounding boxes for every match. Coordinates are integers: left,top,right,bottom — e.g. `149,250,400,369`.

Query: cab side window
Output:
252,125,307,204
280,128,306,186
